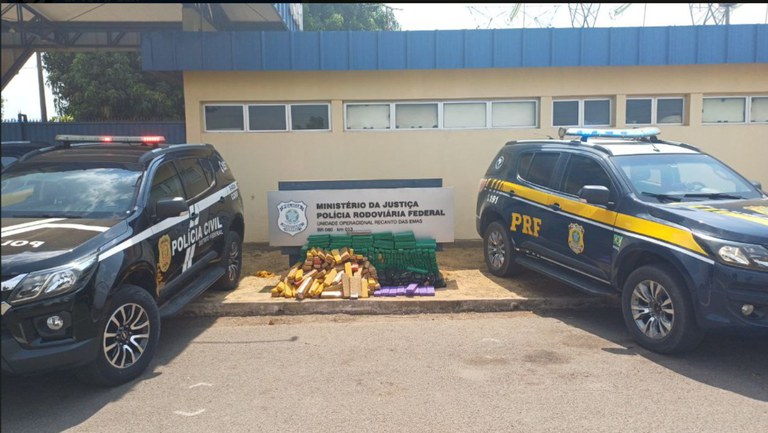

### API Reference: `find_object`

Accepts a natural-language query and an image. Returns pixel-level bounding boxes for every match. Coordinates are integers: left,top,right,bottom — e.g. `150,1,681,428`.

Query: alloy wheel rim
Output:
487,230,506,270
103,303,150,369
227,241,241,282
630,279,674,340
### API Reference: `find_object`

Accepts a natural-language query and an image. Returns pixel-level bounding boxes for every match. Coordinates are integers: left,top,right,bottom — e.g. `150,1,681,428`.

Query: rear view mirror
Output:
578,185,611,206
155,197,188,220
751,180,763,191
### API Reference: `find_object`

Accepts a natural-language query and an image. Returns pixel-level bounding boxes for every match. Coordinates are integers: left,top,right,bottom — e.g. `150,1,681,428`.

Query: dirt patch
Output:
236,241,586,300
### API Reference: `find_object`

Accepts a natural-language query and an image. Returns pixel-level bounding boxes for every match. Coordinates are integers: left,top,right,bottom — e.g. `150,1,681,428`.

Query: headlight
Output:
6,255,97,305
695,234,768,271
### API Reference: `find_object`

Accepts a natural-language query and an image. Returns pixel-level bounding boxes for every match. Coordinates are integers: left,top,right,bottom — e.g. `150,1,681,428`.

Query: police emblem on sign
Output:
568,223,585,254
277,201,308,236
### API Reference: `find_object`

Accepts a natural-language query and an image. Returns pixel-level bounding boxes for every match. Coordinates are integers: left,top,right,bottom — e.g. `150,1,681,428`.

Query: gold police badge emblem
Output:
568,223,585,254
158,234,172,272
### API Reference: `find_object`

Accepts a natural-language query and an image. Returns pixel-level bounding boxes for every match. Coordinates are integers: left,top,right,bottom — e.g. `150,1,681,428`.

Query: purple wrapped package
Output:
397,286,406,296
425,286,435,296
405,283,417,296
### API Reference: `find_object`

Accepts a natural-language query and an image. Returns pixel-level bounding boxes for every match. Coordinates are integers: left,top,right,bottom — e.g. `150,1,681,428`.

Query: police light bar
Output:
561,127,660,141
55,134,166,145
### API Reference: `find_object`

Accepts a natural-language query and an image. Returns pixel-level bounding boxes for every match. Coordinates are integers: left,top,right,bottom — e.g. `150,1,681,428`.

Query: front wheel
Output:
483,221,522,277
621,264,703,354
75,285,160,387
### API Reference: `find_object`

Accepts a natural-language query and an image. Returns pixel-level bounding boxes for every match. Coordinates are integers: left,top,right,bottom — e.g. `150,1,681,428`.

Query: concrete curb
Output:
180,295,620,317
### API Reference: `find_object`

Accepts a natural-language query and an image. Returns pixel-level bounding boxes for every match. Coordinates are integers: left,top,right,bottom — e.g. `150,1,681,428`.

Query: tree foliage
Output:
303,3,400,31
42,51,184,121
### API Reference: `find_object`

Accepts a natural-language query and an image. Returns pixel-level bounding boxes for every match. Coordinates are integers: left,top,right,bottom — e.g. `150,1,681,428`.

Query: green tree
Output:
42,51,184,121
303,3,400,31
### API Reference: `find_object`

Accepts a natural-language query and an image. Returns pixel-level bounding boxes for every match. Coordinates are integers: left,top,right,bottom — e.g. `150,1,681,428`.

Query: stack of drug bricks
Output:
271,246,381,300
372,231,445,290
274,231,444,301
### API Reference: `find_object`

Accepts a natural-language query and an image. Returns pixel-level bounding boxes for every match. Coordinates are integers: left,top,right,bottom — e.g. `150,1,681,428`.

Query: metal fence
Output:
1,117,186,144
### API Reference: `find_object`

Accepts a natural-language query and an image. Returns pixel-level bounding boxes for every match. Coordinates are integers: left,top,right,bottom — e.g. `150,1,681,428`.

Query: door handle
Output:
550,203,561,211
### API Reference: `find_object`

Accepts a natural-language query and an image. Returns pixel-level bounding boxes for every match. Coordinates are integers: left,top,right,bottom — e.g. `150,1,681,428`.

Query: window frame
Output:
343,99,540,131
203,104,246,133
490,100,539,129
702,96,748,125
203,102,331,133
625,97,685,126
749,96,768,124
552,98,612,127
443,101,489,130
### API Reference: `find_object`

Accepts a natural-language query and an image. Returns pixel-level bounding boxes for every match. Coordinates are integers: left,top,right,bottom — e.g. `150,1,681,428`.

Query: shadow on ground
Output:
535,306,768,402
0,317,223,433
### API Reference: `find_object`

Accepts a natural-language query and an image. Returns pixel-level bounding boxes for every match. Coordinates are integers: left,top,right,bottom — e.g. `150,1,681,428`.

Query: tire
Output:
75,285,160,387
483,220,522,277
211,231,243,291
621,264,704,354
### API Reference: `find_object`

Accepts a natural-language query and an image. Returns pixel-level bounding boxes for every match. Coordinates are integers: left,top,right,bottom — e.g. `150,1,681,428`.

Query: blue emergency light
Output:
562,127,661,142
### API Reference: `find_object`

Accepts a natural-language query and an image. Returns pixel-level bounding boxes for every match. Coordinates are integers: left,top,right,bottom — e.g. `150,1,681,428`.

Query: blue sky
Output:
3,3,767,121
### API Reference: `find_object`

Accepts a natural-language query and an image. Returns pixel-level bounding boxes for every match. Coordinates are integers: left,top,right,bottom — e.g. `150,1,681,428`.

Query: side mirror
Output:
751,180,762,191
578,185,611,206
155,197,188,220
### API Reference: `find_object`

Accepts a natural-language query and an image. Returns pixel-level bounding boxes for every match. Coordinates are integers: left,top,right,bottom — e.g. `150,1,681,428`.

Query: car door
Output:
507,150,563,255
146,160,189,301
545,152,619,283
174,157,221,270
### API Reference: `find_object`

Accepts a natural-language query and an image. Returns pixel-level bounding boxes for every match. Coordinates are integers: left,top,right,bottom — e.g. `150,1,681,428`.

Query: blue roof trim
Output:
142,25,768,71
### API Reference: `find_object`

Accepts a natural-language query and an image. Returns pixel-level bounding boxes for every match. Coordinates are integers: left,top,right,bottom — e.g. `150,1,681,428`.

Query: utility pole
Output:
36,51,47,122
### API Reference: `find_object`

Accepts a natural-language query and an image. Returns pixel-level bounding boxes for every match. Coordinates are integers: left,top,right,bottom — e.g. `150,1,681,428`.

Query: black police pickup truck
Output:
476,127,767,354
1,135,244,386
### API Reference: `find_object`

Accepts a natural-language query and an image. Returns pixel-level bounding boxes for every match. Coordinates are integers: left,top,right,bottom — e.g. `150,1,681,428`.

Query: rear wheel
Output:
621,264,704,354
211,231,243,291
483,221,522,277
75,285,160,387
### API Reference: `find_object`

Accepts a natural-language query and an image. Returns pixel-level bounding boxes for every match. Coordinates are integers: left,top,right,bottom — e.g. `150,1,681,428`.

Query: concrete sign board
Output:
268,187,455,246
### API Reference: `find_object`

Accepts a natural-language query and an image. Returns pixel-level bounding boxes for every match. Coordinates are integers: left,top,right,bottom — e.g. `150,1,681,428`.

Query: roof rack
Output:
54,134,166,148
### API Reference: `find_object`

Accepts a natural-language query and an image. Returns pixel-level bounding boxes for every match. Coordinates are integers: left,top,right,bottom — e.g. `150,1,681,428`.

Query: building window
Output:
553,100,579,127
291,104,330,130
395,103,438,129
657,98,684,124
750,97,768,123
553,99,610,127
626,97,684,125
346,104,390,130
702,97,746,124
626,99,652,125
444,102,486,129
584,99,611,126
491,101,537,128
248,105,287,131
204,105,244,131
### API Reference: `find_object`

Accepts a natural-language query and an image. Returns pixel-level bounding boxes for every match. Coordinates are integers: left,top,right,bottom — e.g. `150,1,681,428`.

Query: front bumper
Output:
0,290,100,375
697,263,768,334
2,332,98,374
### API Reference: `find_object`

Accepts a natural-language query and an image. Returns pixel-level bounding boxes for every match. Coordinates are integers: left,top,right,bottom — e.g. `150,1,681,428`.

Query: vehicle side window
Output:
560,155,612,196
176,158,212,199
199,158,216,185
519,152,559,187
150,162,185,204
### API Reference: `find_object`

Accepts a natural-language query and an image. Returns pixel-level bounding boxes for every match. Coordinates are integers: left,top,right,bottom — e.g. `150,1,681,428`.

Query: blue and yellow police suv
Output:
476,127,767,353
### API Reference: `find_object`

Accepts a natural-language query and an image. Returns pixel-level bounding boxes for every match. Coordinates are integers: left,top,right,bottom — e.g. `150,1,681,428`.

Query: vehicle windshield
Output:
613,153,762,203
1,162,142,219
